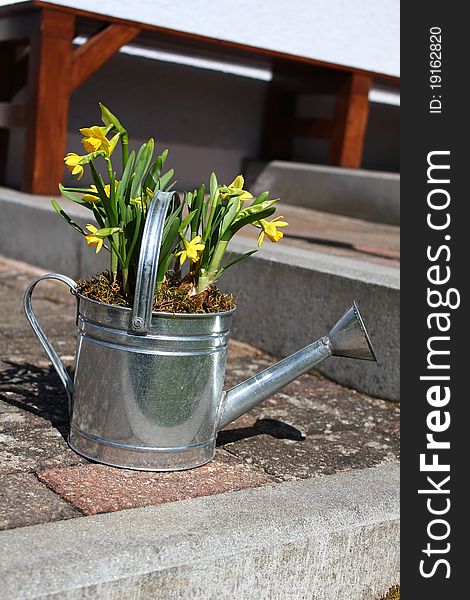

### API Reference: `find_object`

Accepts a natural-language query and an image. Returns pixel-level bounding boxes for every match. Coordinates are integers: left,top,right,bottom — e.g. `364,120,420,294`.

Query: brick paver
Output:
37,454,272,515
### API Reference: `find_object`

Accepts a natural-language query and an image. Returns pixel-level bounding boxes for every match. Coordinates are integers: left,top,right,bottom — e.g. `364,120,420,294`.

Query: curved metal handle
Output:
131,190,178,334
23,273,77,404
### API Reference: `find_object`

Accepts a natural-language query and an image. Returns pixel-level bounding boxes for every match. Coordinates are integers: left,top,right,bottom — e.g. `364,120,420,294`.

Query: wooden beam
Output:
22,8,75,194
329,74,372,168
71,24,140,90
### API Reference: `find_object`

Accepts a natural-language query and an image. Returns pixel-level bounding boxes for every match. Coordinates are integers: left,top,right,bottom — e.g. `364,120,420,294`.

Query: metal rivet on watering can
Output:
132,317,144,330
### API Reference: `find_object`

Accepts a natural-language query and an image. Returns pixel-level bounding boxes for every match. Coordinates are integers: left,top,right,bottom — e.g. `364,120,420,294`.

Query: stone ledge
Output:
0,187,399,400
251,160,400,225
0,463,399,600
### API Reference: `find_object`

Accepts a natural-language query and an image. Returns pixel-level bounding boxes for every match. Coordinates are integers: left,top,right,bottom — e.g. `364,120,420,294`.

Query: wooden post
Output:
22,9,75,194
329,73,372,168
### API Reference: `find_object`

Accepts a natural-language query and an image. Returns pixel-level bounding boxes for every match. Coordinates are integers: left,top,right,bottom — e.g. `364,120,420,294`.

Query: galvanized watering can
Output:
24,191,377,471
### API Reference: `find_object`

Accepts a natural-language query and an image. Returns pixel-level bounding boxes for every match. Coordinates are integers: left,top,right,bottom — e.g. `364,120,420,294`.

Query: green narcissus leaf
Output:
89,162,116,226
221,249,258,271
58,184,95,209
251,191,270,206
233,198,278,223
220,197,240,237
77,150,106,165
228,206,276,236
94,226,122,238
160,215,181,264
130,139,154,200
185,191,194,210
99,103,127,135
209,172,218,200
146,148,169,190
158,169,174,191
178,209,198,233
50,199,86,235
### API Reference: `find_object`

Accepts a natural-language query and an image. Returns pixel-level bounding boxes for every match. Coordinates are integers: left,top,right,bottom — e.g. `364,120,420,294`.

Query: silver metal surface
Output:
328,301,378,361
219,302,377,428
23,189,378,471
131,191,177,334
23,273,78,410
70,297,234,470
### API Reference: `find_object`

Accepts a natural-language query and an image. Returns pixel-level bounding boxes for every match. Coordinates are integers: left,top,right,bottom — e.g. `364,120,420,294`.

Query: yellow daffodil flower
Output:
64,153,85,180
130,197,143,207
79,126,120,156
130,188,153,209
219,174,253,201
82,181,118,203
175,235,205,265
256,216,288,246
85,224,105,253
84,224,122,253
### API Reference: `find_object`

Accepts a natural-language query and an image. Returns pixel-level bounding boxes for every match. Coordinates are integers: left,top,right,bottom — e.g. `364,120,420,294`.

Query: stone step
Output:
0,464,399,600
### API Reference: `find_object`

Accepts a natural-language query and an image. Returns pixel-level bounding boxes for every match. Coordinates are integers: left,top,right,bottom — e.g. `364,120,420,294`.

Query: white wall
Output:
0,0,399,76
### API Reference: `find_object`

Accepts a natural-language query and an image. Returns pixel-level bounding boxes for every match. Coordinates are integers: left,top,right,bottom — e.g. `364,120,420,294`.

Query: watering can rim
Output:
75,289,237,319
351,300,378,363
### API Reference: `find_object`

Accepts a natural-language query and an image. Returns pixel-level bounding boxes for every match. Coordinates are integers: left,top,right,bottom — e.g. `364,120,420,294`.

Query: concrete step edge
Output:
0,463,399,599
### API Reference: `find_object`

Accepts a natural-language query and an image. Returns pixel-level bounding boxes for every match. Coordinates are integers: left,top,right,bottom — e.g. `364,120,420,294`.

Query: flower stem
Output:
121,133,129,170
196,239,227,293
121,268,129,298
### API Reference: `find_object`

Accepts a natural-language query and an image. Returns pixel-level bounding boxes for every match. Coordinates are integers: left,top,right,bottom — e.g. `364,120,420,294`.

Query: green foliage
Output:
54,104,285,303
54,105,178,297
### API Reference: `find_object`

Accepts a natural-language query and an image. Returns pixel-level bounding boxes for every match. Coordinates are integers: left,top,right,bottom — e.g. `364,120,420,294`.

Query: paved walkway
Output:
0,255,399,531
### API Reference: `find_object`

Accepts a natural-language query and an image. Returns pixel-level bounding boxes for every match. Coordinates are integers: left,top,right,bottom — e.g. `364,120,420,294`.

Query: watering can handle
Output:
131,190,178,334
23,273,77,402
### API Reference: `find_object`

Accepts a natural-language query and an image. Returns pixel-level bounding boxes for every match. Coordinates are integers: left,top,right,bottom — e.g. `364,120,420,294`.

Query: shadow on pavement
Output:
217,418,305,446
0,360,70,438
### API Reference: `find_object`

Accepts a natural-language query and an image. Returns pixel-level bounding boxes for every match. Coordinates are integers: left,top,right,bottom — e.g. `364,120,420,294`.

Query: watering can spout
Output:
218,301,377,430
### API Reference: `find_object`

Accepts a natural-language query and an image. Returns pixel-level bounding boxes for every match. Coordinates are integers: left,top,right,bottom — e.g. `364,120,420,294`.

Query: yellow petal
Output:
229,175,244,189
64,153,79,166
85,234,98,246
108,133,120,156
82,137,101,153
86,224,98,234
71,165,84,179
79,126,106,137
82,194,98,203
